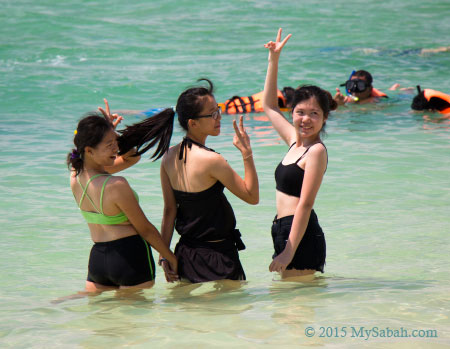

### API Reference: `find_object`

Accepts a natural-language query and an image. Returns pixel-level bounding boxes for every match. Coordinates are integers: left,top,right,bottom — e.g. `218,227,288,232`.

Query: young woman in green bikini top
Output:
67,100,177,292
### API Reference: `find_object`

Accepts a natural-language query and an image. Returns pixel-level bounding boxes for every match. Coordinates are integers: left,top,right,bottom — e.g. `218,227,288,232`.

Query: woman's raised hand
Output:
98,98,123,129
233,115,252,159
264,28,292,55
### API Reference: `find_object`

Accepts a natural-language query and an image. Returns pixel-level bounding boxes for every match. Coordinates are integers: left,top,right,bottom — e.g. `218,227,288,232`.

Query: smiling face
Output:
191,95,222,136
292,97,327,140
88,128,119,166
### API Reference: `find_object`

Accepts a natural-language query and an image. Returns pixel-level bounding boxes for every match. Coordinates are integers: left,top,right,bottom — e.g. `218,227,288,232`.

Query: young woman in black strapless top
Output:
263,29,337,280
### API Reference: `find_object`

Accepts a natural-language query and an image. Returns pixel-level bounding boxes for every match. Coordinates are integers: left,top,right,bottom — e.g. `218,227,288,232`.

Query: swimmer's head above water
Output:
281,86,295,108
341,70,374,101
411,85,450,114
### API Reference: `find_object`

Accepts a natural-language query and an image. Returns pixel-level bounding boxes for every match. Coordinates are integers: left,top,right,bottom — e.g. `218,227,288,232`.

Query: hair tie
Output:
74,129,78,135
70,149,80,160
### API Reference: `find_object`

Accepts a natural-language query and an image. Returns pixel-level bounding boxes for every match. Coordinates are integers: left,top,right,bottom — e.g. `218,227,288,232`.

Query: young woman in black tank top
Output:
118,79,259,283
262,29,337,280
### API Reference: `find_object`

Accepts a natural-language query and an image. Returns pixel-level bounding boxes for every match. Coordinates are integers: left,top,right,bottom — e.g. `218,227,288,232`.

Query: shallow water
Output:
1,0,449,347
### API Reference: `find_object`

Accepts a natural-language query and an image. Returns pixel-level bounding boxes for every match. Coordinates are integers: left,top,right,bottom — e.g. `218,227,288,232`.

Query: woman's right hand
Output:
233,115,253,159
264,28,292,58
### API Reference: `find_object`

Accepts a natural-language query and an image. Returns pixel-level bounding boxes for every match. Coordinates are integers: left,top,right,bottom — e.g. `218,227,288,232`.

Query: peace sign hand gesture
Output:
264,28,292,57
98,98,123,130
233,115,252,159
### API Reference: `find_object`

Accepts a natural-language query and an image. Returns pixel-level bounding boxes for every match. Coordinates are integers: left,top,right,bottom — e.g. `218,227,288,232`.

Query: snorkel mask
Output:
339,70,361,101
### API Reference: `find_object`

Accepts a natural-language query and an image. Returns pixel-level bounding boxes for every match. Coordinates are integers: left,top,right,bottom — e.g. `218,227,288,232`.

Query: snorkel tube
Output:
345,70,359,102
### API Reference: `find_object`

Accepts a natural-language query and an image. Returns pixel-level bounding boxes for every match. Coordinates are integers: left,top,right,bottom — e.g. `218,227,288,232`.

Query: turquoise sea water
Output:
1,0,449,347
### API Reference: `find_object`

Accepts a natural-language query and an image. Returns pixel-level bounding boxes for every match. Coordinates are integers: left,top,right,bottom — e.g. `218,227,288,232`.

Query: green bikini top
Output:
77,174,138,225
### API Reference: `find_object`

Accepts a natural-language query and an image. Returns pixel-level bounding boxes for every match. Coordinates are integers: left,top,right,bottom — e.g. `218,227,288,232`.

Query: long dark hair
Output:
118,78,215,159
291,85,338,118
67,113,113,176
118,108,175,160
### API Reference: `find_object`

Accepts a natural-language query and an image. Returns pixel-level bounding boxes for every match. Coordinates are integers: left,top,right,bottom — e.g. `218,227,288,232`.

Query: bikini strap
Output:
77,174,109,212
294,142,328,170
178,136,217,163
99,175,112,215
288,142,296,150
294,147,311,164
320,142,329,172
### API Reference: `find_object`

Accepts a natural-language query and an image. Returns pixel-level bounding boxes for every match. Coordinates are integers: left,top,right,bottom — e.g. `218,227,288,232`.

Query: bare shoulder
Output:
310,142,327,153
309,143,328,162
162,144,180,167
196,151,229,180
69,172,80,190
105,175,132,194
204,150,228,168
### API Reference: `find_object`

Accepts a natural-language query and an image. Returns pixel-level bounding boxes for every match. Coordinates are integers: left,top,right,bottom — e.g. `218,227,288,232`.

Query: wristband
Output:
158,258,168,266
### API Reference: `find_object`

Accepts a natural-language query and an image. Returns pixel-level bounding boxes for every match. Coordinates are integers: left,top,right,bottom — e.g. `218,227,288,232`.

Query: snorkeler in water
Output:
119,87,296,117
333,70,389,106
411,85,450,115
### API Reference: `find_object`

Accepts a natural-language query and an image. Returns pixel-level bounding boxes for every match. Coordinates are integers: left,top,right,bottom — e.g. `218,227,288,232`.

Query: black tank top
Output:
274,144,311,197
173,181,237,242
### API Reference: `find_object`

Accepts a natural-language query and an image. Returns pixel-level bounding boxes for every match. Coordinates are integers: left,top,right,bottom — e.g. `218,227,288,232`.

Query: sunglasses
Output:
195,106,222,120
340,79,369,94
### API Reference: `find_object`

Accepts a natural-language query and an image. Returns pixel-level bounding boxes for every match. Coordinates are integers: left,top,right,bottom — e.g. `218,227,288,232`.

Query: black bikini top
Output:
178,136,217,163
274,143,311,197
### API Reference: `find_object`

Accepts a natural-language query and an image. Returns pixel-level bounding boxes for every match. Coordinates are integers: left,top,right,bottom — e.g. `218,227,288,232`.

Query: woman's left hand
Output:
233,115,252,158
98,98,123,129
269,250,292,273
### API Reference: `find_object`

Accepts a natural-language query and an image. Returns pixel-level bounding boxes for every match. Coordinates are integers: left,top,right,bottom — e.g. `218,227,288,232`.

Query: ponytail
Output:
118,78,215,160
118,108,175,160
66,148,84,176
325,90,338,112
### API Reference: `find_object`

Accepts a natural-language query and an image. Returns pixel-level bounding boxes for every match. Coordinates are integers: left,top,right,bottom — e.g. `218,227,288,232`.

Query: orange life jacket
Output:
371,88,388,98
220,90,286,114
423,89,450,114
